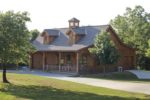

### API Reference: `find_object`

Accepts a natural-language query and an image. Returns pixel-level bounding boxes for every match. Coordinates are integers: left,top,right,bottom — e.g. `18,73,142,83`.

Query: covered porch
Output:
31,51,90,73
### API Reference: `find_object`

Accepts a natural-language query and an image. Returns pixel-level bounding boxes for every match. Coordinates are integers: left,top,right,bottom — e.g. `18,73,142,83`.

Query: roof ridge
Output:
43,24,109,30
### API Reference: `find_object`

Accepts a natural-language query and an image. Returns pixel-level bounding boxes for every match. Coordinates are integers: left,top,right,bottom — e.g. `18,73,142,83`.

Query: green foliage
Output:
0,11,35,65
89,32,120,68
146,40,150,57
30,29,40,41
111,5,150,68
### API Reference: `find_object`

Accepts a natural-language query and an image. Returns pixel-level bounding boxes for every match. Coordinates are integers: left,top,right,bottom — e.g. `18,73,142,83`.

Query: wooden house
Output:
31,18,135,73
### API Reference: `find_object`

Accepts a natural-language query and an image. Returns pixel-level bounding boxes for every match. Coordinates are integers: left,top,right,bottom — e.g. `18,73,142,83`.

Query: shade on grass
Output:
0,73,150,100
82,72,150,83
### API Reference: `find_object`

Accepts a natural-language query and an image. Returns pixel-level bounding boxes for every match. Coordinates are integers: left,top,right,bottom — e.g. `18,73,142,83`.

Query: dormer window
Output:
43,36,49,44
41,29,60,45
66,27,86,45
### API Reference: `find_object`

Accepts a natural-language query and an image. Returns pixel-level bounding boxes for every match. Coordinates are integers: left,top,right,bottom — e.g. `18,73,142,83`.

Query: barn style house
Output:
31,18,136,73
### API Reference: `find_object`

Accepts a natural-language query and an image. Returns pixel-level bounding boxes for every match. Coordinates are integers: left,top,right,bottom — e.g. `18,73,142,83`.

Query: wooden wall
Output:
32,52,43,69
107,26,136,70
45,52,58,65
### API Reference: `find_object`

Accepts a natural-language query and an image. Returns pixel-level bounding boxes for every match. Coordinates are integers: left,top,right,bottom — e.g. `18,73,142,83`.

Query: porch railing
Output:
44,64,77,72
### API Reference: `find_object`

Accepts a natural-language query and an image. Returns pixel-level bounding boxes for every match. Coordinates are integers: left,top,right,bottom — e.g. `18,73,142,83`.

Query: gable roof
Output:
33,25,109,52
106,25,135,50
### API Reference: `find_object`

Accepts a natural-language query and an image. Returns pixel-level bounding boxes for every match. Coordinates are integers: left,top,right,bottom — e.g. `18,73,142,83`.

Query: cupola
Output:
68,18,80,28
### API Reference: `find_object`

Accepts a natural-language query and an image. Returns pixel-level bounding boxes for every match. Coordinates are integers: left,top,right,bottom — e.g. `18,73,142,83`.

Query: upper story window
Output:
43,36,48,44
70,22,74,27
75,22,79,27
44,36,56,45
66,28,86,45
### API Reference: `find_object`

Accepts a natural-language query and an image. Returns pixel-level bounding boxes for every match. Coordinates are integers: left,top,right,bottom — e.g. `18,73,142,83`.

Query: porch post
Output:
59,52,61,72
76,52,79,73
42,52,45,71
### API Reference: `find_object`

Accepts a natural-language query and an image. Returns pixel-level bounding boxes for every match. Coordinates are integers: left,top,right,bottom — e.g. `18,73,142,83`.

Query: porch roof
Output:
33,44,87,52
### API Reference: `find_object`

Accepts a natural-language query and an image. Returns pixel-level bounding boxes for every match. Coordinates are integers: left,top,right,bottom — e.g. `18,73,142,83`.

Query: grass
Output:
81,71,150,83
0,73,150,100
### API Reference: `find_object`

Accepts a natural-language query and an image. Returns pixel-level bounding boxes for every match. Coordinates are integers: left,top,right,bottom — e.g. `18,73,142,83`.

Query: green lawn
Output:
81,71,150,83
0,73,150,100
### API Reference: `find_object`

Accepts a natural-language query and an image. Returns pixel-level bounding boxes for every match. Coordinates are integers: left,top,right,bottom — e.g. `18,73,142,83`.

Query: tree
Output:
30,29,40,41
89,32,120,73
146,40,150,57
111,5,150,68
0,11,34,83
145,40,150,70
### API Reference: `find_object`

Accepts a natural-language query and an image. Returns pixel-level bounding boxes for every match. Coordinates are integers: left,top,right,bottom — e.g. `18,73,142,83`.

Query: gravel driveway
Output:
55,77,150,95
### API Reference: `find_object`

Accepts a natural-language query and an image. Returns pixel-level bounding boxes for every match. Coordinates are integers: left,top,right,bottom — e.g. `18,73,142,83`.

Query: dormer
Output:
66,18,86,45
66,28,86,45
41,29,59,45
68,18,80,28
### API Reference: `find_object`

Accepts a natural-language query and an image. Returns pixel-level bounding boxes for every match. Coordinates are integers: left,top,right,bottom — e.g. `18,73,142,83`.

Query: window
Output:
82,56,87,64
43,36,49,44
66,54,71,64
60,59,64,65
75,22,78,26
43,36,55,45
70,22,74,26
79,55,87,64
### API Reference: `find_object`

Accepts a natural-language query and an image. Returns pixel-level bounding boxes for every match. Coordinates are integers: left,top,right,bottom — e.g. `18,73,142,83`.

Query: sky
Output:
0,0,149,31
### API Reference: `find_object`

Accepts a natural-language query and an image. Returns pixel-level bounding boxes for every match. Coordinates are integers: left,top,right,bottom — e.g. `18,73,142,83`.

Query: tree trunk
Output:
2,64,9,83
